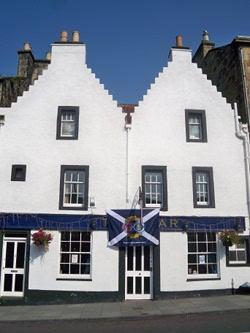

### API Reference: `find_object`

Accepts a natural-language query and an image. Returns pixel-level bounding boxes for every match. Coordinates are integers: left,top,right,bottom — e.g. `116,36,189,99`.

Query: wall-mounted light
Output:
90,197,95,208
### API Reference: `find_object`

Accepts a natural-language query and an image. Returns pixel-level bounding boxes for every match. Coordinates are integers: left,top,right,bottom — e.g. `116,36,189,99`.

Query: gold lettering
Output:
170,219,178,228
159,218,167,228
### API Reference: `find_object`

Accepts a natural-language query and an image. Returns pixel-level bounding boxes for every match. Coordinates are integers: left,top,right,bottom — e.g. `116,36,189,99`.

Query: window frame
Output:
185,109,207,142
11,164,27,182
59,165,89,211
226,237,250,267
192,167,215,208
141,165,167,211
187,232,219,279
58,231,92,280
56,106,79,140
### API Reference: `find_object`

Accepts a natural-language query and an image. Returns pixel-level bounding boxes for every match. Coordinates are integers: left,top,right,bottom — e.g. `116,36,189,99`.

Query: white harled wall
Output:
0,42,125,292
129,47,250,292
0,43,126,214
29,231,119,291
129,48,248,217
160,233,250,291
0,41,249,295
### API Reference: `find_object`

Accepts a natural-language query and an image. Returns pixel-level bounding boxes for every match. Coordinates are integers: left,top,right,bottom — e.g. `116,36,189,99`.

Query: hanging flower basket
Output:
32,229,53,251
219,230,240,247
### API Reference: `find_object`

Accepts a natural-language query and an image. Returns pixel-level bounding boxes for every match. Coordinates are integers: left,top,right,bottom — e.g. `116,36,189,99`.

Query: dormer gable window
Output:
185,109,207,142
56,106,79,140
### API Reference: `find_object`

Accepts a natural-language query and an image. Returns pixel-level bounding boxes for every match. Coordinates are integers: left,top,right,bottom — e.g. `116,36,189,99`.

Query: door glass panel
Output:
144,246,150,271
135,247,142,270
136,277,142,294
16,243,25,268
127,277,133,294
127,247,133,271
14,274,23,292
4,274,12,291
5,242,14,268
144,277,150,294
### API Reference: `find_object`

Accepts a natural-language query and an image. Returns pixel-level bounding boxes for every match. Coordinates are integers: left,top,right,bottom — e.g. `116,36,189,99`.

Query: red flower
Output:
32,229,53,248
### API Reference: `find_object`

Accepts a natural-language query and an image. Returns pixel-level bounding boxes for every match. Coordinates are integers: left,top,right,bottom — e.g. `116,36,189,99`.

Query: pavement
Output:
0,295,250,322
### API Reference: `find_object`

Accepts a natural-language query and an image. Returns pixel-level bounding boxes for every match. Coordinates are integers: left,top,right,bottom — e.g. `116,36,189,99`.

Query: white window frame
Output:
192,167,215,209
195,172,210,206
187,232,219,279
57,106,79,140
60,110,76,138
185,109,207,143
144,171,163,208
188,113,202,140
63,170,85,208
228,242,247,265
58,231,92,280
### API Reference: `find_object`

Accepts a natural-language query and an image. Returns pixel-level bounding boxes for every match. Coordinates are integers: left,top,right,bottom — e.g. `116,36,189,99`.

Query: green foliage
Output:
219,230,241,246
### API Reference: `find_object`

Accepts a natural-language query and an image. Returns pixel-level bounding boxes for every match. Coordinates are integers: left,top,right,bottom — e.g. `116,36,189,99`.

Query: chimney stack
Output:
17,42,34,77
51,30,86,67
60,31,68,42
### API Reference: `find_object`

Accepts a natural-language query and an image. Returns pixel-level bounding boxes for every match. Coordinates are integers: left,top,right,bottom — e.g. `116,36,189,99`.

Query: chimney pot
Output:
23,42,32,51
72,31,80,43
203,30,210,41
60,31,68,42
176,35,183,47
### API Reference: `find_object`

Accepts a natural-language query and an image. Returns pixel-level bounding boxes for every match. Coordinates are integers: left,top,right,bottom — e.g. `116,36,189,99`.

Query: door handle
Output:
10,270,18,273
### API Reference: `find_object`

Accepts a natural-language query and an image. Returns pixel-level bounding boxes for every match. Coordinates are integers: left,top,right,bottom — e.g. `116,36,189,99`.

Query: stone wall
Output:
0,77,30,107
193,38,250,126
0,51,50,108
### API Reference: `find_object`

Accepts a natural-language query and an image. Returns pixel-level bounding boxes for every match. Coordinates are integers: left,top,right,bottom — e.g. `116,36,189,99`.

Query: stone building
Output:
0,42,50,108
0,32,249,305
193,32,250,127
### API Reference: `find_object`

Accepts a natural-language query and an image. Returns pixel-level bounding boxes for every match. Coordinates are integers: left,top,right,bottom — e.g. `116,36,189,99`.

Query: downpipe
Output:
234,103,250,222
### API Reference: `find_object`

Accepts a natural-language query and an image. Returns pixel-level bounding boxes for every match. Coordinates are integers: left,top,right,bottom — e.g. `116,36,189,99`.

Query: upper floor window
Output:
59,165,89,210
142,166,167,210
11,164,26,181
56,106,79,140
192,167,215,208
185,109,207,142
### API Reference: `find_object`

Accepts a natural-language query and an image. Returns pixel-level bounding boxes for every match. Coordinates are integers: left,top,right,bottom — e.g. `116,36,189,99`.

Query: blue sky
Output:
0,0,249,103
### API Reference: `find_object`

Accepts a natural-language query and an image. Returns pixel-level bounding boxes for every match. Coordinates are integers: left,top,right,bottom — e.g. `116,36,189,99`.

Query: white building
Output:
0,32,249,304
